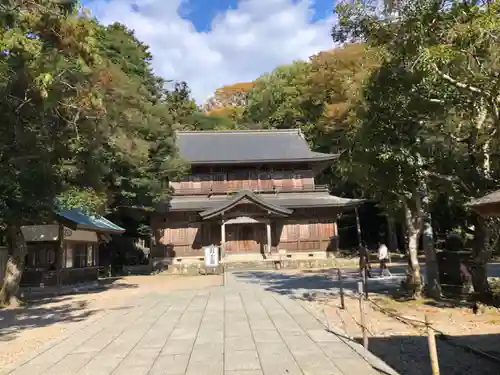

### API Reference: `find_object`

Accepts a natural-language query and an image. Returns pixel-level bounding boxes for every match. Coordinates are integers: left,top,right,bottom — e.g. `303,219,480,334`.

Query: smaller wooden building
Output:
20,208,125,287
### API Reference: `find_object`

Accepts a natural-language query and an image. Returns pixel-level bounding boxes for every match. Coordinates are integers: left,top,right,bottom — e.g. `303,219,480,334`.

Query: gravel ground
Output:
0,274,222,368
303,293,500,375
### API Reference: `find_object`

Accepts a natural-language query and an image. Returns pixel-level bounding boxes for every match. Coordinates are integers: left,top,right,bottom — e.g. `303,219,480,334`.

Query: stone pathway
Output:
2,274,397,375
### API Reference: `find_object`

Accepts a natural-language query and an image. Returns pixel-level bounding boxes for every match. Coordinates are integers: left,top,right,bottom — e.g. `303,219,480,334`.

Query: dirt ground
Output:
0,274,222,368
301,278,500,375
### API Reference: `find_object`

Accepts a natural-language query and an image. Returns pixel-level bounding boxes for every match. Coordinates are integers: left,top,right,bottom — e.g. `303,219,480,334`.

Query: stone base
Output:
224,258,340,272
155,261,224,276
123,264,152,275
153,251,357,275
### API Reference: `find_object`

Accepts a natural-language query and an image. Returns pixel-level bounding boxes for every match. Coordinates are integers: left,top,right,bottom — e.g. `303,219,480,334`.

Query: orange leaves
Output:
215,82,254,96
204,82,253,113
93,69,114,88
307,43,381,110
325,102,350,119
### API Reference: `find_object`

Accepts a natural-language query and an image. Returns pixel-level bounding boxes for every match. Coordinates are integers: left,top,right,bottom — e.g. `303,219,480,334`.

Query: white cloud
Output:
87,0,337,104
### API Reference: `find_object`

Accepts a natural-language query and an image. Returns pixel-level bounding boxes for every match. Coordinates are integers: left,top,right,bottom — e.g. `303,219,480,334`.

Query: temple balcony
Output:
172,184,330,196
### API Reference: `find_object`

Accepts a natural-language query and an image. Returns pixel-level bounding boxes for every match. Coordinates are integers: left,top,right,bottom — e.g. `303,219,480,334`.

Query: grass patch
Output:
489,278,500,294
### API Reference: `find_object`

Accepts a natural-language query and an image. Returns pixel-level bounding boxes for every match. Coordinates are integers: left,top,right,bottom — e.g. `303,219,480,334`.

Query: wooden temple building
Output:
151,129,363,264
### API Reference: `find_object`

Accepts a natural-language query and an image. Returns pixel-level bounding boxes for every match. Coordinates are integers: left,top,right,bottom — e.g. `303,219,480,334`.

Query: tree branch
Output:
428,98,444,103
431,64,483,95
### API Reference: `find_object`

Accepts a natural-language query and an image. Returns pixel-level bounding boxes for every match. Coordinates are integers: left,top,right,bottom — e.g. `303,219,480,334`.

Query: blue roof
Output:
57,208,125,234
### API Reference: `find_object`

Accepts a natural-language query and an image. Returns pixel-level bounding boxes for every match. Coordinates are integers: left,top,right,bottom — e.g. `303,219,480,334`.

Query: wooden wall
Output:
152,213,339,258
156,223,202,257
152,211,221,258
170,169,315,193
277,219,337,252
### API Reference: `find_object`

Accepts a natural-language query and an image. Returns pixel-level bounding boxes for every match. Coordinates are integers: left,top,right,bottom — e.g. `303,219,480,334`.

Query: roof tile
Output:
176,129,337,164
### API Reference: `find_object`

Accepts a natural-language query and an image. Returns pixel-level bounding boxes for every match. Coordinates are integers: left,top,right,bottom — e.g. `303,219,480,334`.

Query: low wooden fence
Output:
333,267,500,375
0,246,8,284
21,267,99,287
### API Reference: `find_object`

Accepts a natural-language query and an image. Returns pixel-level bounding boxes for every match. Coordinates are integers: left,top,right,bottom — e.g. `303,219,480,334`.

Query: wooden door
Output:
225,224,267,252
225,225,237,252
239,225,255,252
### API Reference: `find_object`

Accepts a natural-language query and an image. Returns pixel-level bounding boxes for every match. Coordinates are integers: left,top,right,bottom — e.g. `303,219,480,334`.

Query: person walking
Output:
377,241,392,277
358,241,371,278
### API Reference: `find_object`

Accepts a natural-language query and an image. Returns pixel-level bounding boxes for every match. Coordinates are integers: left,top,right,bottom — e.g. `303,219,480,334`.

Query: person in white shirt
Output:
377,242,391,277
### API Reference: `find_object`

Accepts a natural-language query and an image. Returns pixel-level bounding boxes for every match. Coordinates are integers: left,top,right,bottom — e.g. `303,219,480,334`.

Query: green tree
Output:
244,61,318,136
333,0,500,299
348,61,451,297
96,23,186,210
0,0,109,304
303,44,381,198
165,81,200,128
0,2,185,305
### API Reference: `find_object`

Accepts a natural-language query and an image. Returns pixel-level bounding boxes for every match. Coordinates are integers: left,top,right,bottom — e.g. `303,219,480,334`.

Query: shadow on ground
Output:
0,300,97,342
234,270,500,375
22,277,139,301
0,278,139,342
361,333,500,375
232,270,405,301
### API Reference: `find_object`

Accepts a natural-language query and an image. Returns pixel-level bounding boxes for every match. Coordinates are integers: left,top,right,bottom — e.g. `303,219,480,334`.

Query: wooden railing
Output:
21,267,99,287
173,184,330,196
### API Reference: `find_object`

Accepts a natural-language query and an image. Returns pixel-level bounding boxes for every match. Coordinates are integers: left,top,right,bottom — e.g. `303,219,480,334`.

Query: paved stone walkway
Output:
3,274,397,375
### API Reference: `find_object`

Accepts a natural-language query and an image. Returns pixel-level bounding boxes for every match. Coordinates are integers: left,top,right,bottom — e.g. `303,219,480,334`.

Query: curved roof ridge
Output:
199,190,292,219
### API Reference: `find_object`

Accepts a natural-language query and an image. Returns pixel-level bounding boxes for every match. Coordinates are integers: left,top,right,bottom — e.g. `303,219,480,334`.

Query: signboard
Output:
204,245,219,267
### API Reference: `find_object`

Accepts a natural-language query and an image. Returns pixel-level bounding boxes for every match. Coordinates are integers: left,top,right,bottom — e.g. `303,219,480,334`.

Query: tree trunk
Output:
420,193,441,299
387,215,398,253
403,203,423,299
422,216,441,299
0,225,27,306
414,143,441,298
470,214,492,303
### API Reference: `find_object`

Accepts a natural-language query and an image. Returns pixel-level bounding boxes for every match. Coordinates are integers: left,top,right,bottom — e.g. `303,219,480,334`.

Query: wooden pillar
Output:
266,221,272,254
332,221,339,252
221,219,226,247
57,223,64,289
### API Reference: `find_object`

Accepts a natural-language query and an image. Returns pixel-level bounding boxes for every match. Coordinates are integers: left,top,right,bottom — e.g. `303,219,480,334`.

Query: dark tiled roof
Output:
176,129,337,164
199,190,292,219
467,190,500,207
161,193,364,213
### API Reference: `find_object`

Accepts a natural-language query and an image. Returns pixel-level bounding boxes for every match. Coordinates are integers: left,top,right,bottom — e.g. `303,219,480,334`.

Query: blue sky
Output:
86,0,338,103
177,0,335,32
